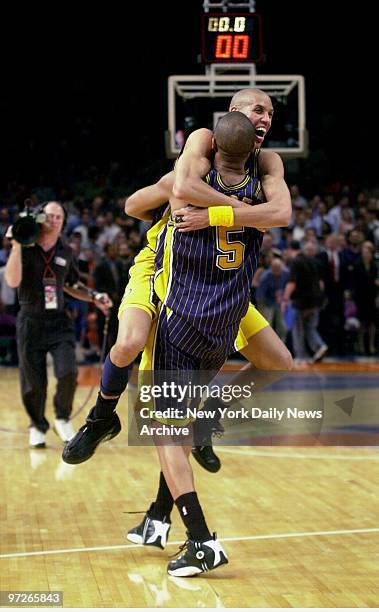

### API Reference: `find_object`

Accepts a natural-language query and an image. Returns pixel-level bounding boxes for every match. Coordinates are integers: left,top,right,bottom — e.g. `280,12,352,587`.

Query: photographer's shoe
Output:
127,510,171,550
54,419,76,442
168,533,228,577
29,427,46,449
62,407,121,464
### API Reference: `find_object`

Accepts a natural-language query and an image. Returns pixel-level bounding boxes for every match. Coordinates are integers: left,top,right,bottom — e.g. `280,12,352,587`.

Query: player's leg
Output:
62,248,157,464
192,305,293,471
62,306,152,464
126,467,175,550
126,441,192,550
240,324,293,370
156,428,228,577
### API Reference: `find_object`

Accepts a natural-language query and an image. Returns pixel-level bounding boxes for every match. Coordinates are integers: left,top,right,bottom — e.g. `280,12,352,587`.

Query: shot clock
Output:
201,13,263,63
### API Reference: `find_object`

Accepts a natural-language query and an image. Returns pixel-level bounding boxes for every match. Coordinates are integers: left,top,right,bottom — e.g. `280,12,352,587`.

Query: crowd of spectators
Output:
0,178,378,365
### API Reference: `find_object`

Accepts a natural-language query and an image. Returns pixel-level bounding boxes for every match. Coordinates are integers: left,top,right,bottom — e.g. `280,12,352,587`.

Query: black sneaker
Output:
192,398,224,473
127,511,171,549
191,445,221,473
62,408,121,464
167,533,228,577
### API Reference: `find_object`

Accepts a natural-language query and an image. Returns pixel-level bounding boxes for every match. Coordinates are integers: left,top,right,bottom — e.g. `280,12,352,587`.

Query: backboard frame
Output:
167,73,307,159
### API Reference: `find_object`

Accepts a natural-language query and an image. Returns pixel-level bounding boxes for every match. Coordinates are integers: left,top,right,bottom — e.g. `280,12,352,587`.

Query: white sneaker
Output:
312,344,328,363
29,427,46,448
54,419,76,442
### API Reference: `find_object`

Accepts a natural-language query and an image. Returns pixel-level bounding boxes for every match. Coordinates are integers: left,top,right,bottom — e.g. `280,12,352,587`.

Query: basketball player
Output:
126,111,291,576
62,89,292,469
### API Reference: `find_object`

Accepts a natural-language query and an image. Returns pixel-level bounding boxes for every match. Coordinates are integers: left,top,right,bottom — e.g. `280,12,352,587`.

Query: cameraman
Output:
5,201,113,448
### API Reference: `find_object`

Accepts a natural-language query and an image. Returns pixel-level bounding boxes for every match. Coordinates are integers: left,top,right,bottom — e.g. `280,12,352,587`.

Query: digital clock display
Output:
201,13,263,63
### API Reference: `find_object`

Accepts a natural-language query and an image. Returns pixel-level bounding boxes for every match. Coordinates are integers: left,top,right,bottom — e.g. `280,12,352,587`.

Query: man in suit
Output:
94,242,124,350
316,233,346,354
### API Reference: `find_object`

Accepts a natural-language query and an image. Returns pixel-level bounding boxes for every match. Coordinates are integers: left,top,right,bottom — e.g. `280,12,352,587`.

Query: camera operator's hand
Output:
5,225,14,240
93,293,113,316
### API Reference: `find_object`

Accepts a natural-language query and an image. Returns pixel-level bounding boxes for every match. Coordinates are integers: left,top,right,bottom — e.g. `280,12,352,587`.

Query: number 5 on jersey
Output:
216,226,245,270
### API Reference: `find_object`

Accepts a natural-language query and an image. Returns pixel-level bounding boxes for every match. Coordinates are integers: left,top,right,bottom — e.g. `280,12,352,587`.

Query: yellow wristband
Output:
208,206,234,227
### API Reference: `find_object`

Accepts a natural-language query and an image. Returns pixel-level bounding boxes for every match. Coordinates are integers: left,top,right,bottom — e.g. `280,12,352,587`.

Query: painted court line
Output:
216,447,379,460
1,527,378,560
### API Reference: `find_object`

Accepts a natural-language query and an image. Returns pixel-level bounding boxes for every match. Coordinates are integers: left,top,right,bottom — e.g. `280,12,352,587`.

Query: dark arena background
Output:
0,1,378,610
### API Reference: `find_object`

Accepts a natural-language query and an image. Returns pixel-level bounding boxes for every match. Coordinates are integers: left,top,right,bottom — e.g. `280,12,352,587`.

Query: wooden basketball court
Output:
1,363,378,608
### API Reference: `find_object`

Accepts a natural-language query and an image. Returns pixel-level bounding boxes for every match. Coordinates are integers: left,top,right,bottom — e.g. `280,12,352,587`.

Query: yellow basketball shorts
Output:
118,246,158,320
118,245,269,346
234,303,269,351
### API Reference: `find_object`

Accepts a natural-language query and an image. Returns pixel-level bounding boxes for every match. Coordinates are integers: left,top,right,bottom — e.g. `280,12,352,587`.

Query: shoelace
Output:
212,425,224,439
170,540,188,559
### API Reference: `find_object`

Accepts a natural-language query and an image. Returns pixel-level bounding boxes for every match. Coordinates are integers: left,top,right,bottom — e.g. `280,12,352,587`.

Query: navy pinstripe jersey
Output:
154,150,264,346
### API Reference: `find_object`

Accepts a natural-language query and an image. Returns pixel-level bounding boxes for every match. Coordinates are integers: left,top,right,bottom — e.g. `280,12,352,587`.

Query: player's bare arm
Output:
125,171,175,220
175,150,291,231
172,129,248,209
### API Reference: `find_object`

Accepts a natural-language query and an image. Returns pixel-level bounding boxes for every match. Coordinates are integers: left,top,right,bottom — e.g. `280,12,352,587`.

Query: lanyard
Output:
40,247,57,280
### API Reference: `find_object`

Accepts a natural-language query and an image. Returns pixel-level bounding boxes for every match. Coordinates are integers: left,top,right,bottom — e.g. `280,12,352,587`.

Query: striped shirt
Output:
154,150,264,353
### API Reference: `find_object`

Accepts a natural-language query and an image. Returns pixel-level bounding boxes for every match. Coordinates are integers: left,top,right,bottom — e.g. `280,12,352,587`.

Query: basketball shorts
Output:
118,243,269,345
139,305,229,426
118,246,159,320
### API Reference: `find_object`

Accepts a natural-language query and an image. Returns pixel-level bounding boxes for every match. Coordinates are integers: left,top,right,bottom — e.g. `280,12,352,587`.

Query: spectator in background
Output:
118,242,134,290
126,227,143,256
291,210,307,243
91,195,107,217
87,226,103,263
302,227,318,246
355,191,368,208
317,234,345,355
282,241,328,364
341,229,364,290
306,200,329,238
282,239,301,268
327,195,354,233
290,184,307,209
114,197,136,231
354,212,375,244
96,211,122,249
338,208,355,235
256,257,289,341
94,243,124,350
366,206,379,246
0,237,12,266
65,201,82,235
352,241,378,355
73,208,93,248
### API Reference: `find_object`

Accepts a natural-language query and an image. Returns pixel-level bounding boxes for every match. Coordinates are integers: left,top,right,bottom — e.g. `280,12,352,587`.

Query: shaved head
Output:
229,88,272,110
228,88,274,146
214,111,255,157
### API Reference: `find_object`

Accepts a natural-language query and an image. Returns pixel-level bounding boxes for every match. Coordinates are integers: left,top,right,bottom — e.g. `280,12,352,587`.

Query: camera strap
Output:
40,248,58,310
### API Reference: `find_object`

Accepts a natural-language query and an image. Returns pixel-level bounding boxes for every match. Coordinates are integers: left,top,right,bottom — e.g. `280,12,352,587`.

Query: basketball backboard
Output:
166,72,307,159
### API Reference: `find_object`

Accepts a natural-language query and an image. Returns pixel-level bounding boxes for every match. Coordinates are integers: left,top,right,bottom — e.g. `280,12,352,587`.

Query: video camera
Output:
11,201,47,247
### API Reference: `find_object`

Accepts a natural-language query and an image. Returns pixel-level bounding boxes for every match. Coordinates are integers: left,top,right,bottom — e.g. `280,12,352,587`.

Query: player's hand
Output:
94,293,113,315
174,206,210,232
229,195,251,208
231,196,266,230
